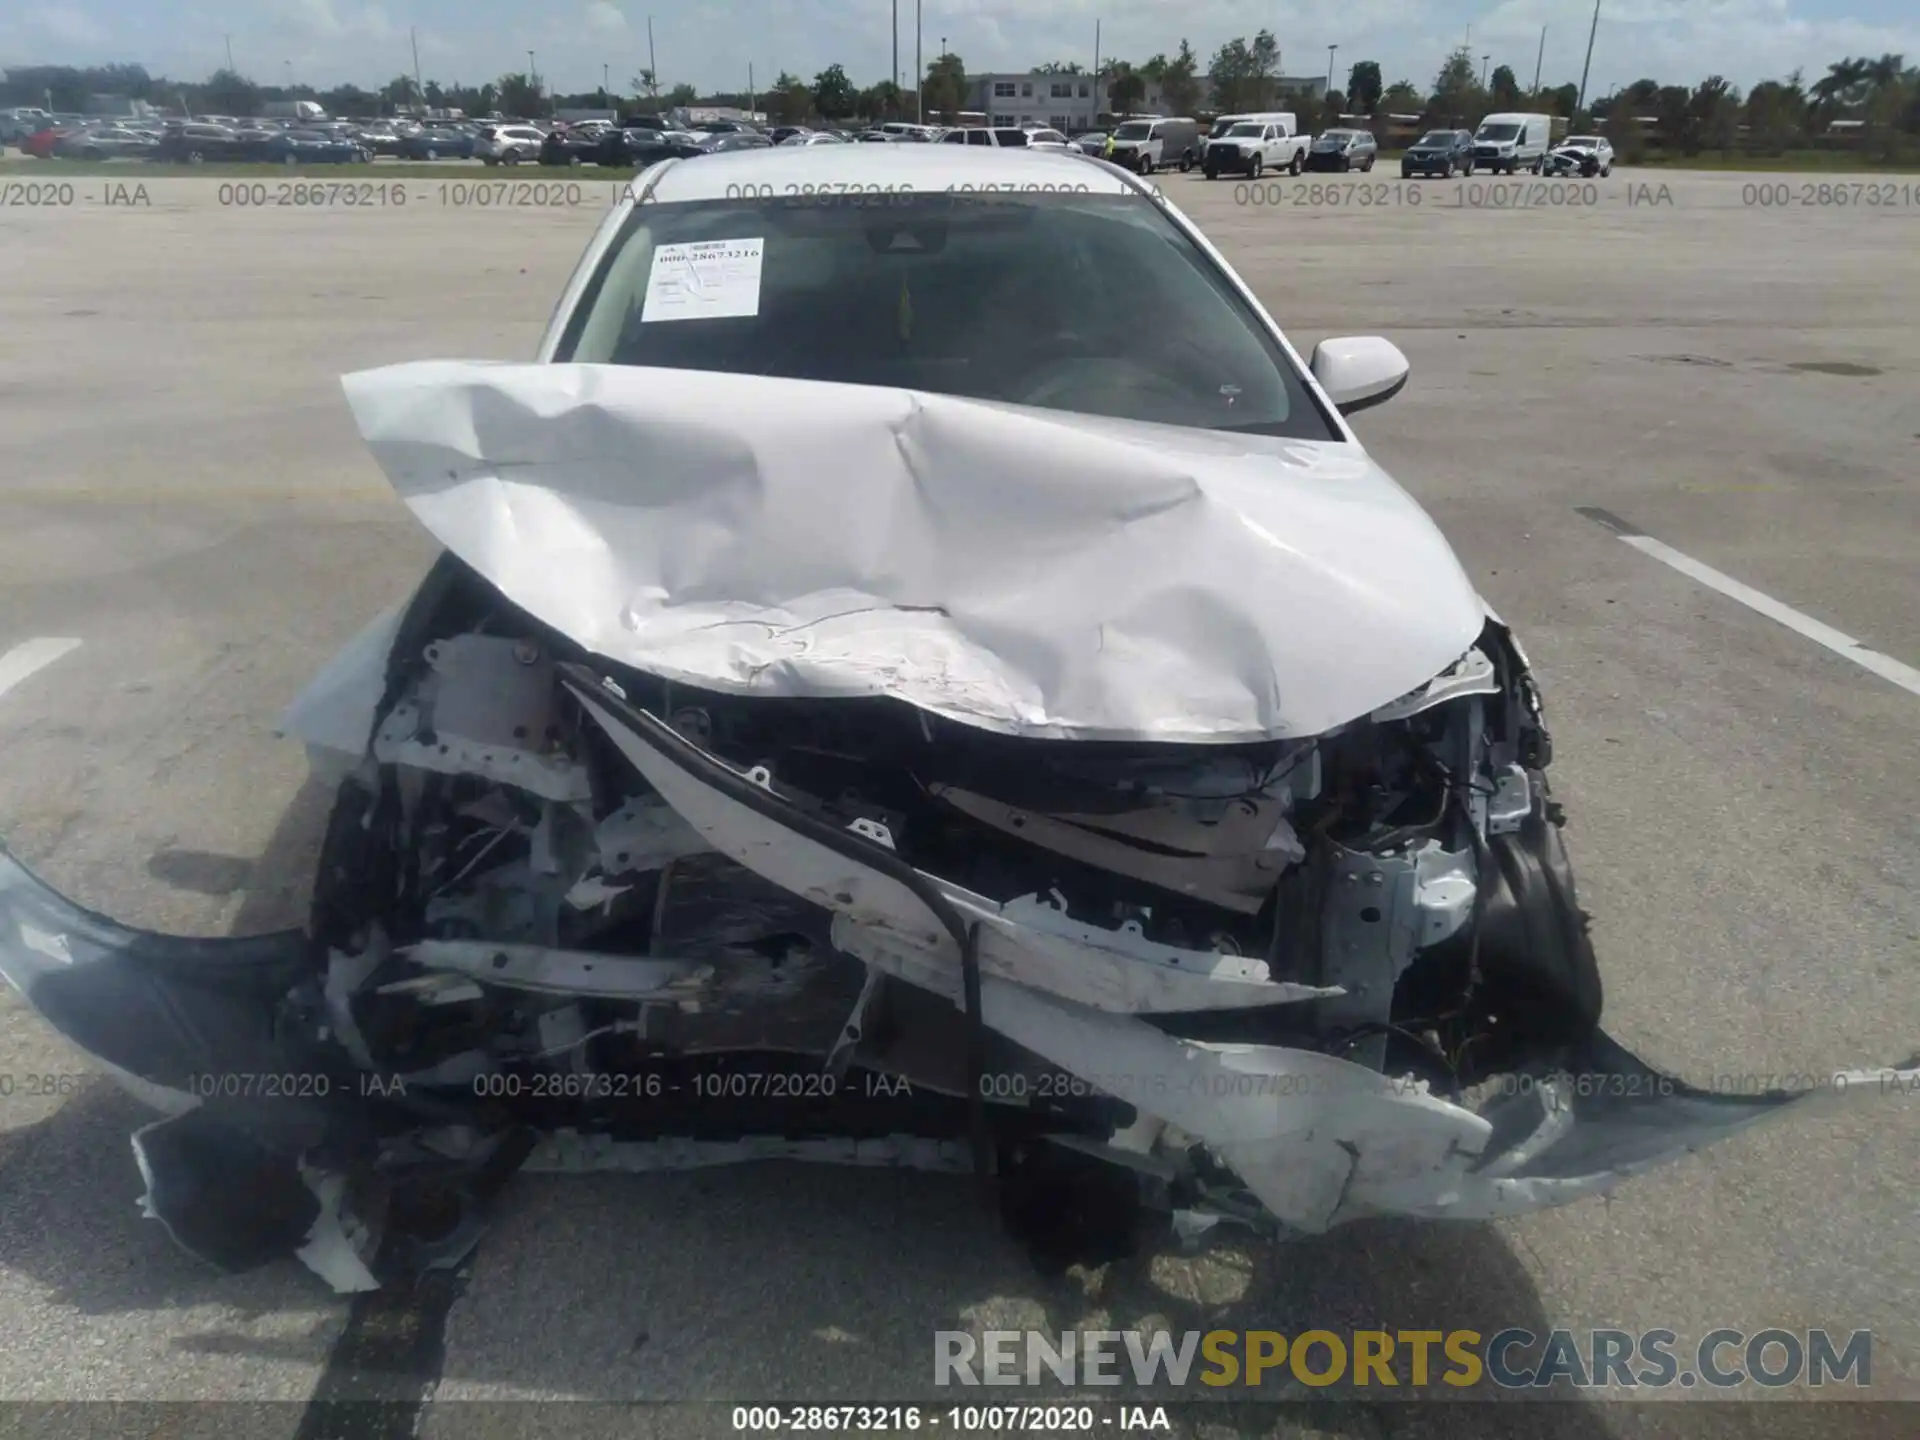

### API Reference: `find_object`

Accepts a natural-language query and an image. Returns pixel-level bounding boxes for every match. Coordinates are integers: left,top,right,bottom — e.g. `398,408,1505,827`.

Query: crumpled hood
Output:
340,360,1486,742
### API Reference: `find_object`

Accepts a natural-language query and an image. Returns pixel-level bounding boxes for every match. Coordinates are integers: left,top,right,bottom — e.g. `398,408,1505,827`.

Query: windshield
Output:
1415,132,1456,146
1317,131,1354,144
1477,123,1521,141
1113,122,1152,139
1227,123,1265,137
555,192,1332,441
1564,136,1600,147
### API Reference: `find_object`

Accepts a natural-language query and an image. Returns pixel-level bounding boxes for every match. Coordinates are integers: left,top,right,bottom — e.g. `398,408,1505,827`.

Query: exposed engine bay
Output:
4,362,1911,1292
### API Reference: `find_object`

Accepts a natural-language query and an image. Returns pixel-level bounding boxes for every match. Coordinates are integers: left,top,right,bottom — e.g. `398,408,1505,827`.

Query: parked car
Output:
1304,128,1379,172
539,126,602,166
21,124,78,159
1,108,54,144
396,126,475,160
1471,112,1554,174
701,131,772,152
9,141,1897,1296
151,123,254,164
478,124,546,164
353,121,406,156
1543,134,1614,177
1101,116,1200,174
938,125,1064,151
1020,127,1074,150
261,128,369,165
1071,130,1107,156
1201,117,1309,179
594,126,708,168
769,126,813,145
1400,129,1476,177
53,123,159,160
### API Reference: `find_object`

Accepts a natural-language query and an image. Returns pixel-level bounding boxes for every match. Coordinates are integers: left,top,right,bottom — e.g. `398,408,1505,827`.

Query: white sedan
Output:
1546,134,1615,176
3,142,1905,1292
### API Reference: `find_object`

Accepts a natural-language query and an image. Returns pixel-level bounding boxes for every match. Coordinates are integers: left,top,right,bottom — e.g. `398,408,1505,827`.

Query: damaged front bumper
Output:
5,663,1913,1289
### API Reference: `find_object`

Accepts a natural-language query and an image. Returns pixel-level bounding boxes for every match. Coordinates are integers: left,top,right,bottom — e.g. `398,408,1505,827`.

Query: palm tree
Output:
1811,57,1870,109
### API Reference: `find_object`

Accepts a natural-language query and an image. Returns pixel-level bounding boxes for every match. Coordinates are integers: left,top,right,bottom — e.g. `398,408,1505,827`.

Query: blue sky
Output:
2,0,1914,98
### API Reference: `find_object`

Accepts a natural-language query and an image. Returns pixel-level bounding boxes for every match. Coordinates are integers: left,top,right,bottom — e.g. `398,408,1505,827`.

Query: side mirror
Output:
1310,336,1410,416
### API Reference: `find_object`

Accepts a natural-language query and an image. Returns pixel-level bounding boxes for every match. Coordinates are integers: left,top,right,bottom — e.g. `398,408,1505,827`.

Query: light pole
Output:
224,34,234,71
915,0,922,123
1481,54,1490,88
1533,27,1546,94
284,60,292,93
1326,44,1338,97
1576,0,1601,115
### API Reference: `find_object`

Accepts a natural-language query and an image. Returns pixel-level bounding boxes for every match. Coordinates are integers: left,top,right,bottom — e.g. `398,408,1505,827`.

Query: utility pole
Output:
410,26,423,108
284,60,292,93
1576,0,1600,114
1481,54,1490,88
224,34,234,71
749,62,755,118
1533,27,1546,94
647,14,658,94
915,0,923,122
1326,43,1337,95
892,0,899,93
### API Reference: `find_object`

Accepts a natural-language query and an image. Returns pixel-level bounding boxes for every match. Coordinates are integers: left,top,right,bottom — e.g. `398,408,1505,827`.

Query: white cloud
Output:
584,1,627,35
30,5,108,45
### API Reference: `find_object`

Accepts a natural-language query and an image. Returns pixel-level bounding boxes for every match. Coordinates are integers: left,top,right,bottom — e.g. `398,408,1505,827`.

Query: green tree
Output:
1160,40,1203,117
1207,31,1279,113
767,72,812,123
380,74,421,111
666,82,698,107
202,68,261,116
496,72,544,117
1346,60,1383,115
1541,81,1579,117
1743,75,1807,154
1690,75,1739,155
1380,79,1423,114
1428,46,1482,126
859,80,903,121
921,53,967,121
812,62,858,119
1107,62,1146,115
1035,61,1084,75
1489,64,1520,108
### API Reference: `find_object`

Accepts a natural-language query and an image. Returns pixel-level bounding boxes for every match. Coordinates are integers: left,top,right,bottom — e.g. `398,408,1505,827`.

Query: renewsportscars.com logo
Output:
934,1328,1873,1391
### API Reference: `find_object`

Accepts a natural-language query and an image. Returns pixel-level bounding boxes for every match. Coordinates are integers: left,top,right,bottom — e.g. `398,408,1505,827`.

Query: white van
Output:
1471,112,1554,174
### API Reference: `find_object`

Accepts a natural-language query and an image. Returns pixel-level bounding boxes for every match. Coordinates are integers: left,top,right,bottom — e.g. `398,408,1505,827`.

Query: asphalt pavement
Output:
0,167,1915,1438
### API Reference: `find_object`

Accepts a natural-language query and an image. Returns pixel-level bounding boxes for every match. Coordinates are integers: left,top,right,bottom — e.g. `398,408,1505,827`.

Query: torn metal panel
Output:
372,634,590,803
341,360,1488,743
401,939,701,999
567,678,1340,1014
932,785,1305,914
1370,646,1502,722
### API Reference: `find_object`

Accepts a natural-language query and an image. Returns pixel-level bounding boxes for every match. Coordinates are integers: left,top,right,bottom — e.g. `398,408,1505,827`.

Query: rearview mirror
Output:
1310,336,1410,416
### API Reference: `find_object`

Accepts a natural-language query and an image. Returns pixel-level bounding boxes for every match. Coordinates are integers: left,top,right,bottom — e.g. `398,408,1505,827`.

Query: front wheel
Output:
283,153,298,167
1600,163,1611,177
1178,152,1193,172
1340,156,1352,172
1203,166,1217,180
1362,154,1375,171
425,147,440,160
1442,159,1454,177
1137,154,1153,175
1248,153,1262,179
186,149,206,165
504,150,522,165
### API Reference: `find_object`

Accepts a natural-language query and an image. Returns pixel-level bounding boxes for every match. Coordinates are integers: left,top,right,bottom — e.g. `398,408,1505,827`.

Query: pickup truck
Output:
1201,117,1311,178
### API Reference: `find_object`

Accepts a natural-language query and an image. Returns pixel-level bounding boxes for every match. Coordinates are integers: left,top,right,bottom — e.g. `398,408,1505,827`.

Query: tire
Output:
1362,154,1375,171
1203,165,1217,180
83,146,103,161
283,153,298,167
1340,156,1351,172
1600,163,1611,177
186,149,205,165
1247,153,1262,179
1443,159,1454,177
504,150,522,165
1288,151,1302,175
425,147,439,160
1137,154,1153,175
1178,152,1192,172
481,155,496,166
1401,166,1413,179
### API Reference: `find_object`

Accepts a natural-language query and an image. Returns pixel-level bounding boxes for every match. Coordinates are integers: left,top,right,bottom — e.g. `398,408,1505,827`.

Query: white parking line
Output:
1577,507,1920,698
0,638,83,704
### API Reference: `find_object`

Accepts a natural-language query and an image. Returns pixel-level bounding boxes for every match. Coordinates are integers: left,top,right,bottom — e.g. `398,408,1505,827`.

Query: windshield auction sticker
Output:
641,237,765,323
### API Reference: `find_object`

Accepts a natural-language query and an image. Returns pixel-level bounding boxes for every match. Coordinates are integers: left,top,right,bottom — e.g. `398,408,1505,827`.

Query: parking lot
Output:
0,166,1916,1437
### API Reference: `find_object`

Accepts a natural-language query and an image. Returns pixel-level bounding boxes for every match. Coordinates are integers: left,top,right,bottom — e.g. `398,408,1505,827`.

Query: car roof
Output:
641,143,1140,203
